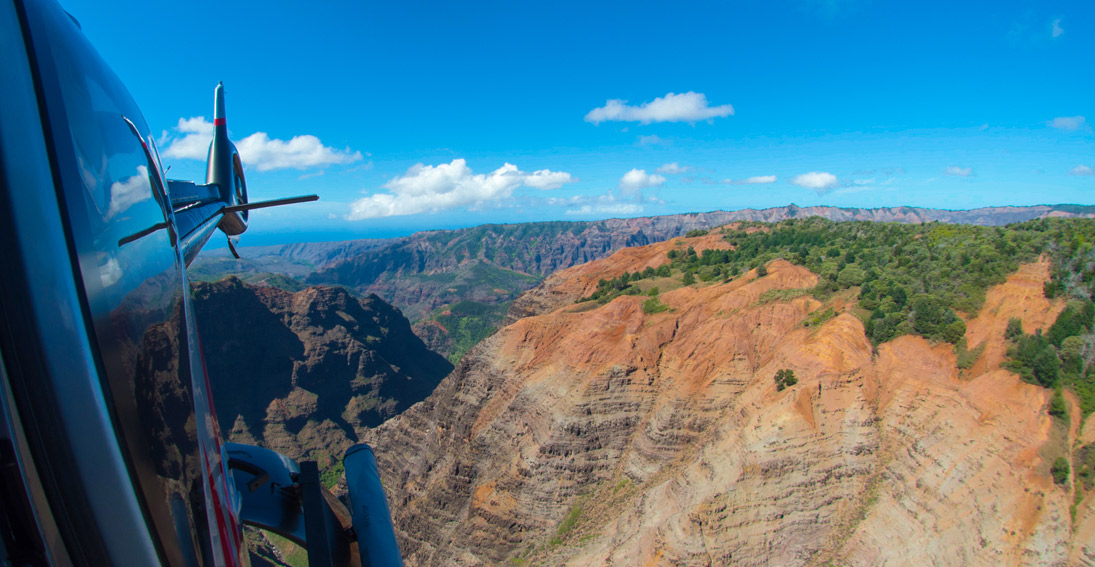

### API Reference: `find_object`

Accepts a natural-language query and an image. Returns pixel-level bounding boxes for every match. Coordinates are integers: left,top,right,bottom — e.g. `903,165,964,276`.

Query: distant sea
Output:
212,223,471,249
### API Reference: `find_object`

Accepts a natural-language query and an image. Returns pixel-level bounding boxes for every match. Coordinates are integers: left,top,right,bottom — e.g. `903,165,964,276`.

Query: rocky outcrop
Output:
191,277,453,463
367,233,1093,566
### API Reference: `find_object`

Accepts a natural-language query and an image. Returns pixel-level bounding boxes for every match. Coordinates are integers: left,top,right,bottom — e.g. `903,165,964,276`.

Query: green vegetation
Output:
431,300,512,363
467,261,540,290
1005,298,1095,414
1051,457,1071,485
406,260,541,361
582,218,1095,347
320,459,345,491
264,530,309,567
803,307,836,328
421,221,598,276
955,338,986,370
685,228,709,237
1005,317,1024,341
403,261,541,314
577,265,672,304
1048,389,1068,419
774,368,798,391
757,287,811,304
257,273,308,292
1005,330,1063,387
1071,369,1095,419
641,287,670,315
192,270,307,292
576,218,1095,409
1075,443,1095,492
549,499,585,546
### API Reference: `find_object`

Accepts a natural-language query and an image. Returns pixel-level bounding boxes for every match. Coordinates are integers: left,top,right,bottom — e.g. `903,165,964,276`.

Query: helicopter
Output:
0,0,399,565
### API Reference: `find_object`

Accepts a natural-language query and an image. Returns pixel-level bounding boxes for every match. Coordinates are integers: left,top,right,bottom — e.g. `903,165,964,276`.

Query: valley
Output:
191,207,1095,566
363,220,1095,566
195,204,1095,361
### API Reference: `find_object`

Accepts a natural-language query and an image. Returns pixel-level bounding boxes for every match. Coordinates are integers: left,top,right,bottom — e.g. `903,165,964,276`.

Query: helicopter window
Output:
25,4,206,565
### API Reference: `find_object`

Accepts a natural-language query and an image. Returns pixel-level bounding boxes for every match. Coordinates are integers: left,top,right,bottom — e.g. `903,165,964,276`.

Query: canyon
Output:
191,277,453,466
195,204,1095,361
363,231,1095,566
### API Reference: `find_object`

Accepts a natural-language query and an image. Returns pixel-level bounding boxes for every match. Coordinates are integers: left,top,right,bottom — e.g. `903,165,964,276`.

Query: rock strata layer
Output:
369,234,1095,567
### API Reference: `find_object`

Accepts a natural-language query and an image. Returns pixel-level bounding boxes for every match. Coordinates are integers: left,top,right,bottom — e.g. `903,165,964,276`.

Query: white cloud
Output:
637,135,668,146
107,165,151,219
1052,18,1064,38
945,165,973,177
791,171,838,191
565,204,643,216
744,175,777,184
1070,164,1094,176
833,185,876,195
523,169,576,190
834,177,897,195
161,117,213,160
722,175,778,185
237,132,362,172
100,257,122,287
1049,115,1087,131
161,116,362,172
656,162,692,175
540,192,646,216
347,159,575,219
585,92,734,125
618,169,666,196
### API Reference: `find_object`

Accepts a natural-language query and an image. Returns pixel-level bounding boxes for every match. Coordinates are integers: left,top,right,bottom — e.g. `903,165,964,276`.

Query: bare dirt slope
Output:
369,233,1094,567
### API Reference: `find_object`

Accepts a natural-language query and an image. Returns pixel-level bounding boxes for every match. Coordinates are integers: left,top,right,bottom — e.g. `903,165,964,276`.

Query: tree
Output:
1044,281,1058,299
911,295,948,338
682,271,696,286
774,369,797,391
1005,318,1024,341
1032,347,1060,387
756,263,768,277
1061,336,1085,376
836,264,866,287
1047,300,1093,347
1048,389,1068,419
941,319,967,344
1051,457,1070,485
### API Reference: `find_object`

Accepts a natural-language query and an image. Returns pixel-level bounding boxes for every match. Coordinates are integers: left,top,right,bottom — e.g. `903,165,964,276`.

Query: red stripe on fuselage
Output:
213,118,226,126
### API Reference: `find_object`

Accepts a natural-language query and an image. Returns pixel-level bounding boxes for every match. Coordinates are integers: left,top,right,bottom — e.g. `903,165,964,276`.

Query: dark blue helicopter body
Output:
0,1,398,565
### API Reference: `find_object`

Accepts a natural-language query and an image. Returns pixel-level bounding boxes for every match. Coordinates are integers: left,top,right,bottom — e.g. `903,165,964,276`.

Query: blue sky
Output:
60,0,1093,245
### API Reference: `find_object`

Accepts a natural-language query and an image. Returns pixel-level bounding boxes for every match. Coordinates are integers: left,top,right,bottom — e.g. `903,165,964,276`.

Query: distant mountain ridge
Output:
302,204,1095,310
207,204,1095,281
194,203,1095,359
